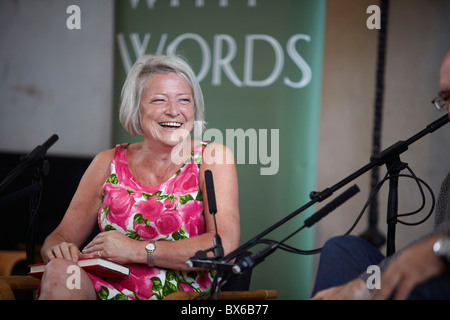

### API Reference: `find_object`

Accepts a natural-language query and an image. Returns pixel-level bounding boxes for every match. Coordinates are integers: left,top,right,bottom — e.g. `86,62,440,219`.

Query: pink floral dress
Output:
86,142,213,300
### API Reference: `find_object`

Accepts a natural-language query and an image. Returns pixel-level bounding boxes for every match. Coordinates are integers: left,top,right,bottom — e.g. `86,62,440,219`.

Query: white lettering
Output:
213,35,242,86
284,34,312,88
181,304,216,317
366,5,381,30
66,5,81,30
202,128,224,165
366,265,381,290
244,34,283,87
116,32,312,88
155,33,168,55
195,0,205,7
173,122,280,175
225,128,258,165
130,33,151,59
166,33,211,82
66,265,81,290
117,33,133,73
258,129,279,176
170,0,180,7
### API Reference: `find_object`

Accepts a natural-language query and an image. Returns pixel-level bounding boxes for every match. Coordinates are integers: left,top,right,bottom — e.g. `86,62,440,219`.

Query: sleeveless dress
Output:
86,142,213,300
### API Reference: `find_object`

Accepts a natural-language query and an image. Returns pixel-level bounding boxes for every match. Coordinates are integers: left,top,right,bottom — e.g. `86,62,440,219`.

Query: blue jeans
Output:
311,235,450,299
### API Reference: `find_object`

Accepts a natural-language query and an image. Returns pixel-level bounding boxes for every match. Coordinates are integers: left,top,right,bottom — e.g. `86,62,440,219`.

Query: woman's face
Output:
139,72,195,146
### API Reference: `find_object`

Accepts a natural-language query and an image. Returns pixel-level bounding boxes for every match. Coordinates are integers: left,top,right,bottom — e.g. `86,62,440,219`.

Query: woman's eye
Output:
180,98,192,103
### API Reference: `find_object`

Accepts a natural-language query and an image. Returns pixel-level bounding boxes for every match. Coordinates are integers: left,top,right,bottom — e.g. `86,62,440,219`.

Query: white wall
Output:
0,0,114,157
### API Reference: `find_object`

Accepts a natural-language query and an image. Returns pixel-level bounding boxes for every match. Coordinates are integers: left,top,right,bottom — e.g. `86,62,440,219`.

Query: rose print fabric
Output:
86,142,213,300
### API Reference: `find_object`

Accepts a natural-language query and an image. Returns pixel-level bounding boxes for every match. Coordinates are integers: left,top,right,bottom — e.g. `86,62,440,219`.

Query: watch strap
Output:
146,242,156,267
147,248,152,267
150,248,155,267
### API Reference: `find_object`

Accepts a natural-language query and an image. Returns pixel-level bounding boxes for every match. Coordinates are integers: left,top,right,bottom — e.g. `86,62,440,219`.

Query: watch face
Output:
434,238,450,256
146,243,155,251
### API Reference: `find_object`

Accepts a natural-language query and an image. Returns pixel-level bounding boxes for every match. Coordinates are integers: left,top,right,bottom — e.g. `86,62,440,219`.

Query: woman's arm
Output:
156,143,240,269
199,143,240,254
40,149,114,263
157,143,240,268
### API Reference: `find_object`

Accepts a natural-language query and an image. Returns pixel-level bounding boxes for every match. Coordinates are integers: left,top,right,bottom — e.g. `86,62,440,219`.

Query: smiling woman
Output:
38,55,240,300
119,55,206,136
138,72,194,147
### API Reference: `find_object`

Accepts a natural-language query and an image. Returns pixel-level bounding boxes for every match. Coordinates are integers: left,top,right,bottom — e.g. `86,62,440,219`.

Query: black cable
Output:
346,171,434,237
393,166,426,221
385,173,435,226
345,170,390,236
253,168,435,256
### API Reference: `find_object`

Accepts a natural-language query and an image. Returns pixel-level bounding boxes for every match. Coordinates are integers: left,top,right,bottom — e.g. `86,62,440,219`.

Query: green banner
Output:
113,0,326,299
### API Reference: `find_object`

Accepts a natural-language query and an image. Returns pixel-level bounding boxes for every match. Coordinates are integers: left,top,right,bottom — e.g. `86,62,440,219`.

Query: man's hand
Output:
372,235,447,300
311,278,371,300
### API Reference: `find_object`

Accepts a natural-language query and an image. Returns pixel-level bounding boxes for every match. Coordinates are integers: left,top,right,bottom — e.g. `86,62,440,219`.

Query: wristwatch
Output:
145,242,156,267
433,236,450,269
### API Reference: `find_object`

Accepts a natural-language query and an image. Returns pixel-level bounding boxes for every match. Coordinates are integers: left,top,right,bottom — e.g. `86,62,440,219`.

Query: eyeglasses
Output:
431,96,449,111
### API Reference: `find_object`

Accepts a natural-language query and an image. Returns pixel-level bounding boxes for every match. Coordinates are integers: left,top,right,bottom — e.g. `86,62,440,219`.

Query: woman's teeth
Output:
159,122,182,128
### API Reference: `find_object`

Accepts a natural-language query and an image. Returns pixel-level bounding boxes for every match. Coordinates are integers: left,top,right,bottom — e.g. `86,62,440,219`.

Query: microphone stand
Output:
0,134,58,265
219,114,449,266
232,184,361,274
186,170,227,298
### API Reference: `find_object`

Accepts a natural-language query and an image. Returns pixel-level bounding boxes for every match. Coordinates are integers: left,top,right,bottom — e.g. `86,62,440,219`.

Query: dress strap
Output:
111,143,130,170
194,141,211,153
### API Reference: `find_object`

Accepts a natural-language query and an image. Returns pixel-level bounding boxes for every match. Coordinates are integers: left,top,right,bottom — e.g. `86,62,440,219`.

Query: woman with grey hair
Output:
38,55,240,300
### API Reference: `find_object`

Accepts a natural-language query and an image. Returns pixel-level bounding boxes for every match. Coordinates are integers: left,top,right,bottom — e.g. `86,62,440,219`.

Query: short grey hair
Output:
119,54,206,136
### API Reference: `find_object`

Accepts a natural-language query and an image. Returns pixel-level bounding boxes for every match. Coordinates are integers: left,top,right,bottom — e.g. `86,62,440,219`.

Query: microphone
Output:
0,134,59,193
231,184,360,274
232,242,278,275
205,170,224,258
186,170,224,269
205,170,217,214
21,134,59,163
185,258,237,272
304,184,360,228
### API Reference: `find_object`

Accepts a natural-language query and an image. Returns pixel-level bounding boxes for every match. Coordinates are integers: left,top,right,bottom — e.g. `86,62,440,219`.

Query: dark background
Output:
0,153,94,252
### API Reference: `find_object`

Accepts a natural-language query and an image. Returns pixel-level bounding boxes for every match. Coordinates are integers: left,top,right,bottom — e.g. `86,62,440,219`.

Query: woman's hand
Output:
43,241,82,263
82,230,142,264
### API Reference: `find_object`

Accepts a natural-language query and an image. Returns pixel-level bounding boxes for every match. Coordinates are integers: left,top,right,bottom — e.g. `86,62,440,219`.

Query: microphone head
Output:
205,170,217,214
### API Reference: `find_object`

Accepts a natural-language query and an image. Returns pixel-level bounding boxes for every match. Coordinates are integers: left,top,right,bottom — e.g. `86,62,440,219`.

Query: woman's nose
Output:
165,101,180,116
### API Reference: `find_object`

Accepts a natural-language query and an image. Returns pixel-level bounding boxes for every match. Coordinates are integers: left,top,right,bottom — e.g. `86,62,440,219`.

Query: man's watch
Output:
145,242,156,267
433,236,450,269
